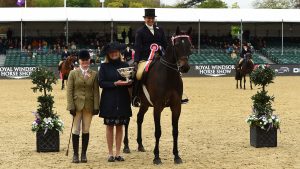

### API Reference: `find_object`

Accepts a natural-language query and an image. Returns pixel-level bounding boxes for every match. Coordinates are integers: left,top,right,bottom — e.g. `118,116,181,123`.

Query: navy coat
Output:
61,51,70,60
134,25,167,62
98,60,132,118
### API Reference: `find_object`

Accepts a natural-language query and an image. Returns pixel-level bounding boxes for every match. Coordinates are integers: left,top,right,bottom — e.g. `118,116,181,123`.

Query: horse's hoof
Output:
153,158,162,165
138,145,146,152
123,147,131,154
174,157,183,164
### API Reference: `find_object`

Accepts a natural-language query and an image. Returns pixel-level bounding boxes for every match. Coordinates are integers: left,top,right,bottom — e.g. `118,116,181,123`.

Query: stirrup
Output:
132,97,141,107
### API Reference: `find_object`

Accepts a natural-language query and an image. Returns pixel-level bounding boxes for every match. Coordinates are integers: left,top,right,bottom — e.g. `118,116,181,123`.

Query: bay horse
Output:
59,55,76,90
123,27,192,165
235,53,254,90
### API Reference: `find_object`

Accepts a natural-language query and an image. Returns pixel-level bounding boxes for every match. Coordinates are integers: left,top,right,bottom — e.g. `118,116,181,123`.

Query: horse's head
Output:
171,27,193,73
66,55,77,64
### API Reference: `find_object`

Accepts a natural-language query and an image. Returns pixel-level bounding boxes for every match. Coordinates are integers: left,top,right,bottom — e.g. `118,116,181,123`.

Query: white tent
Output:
0,8,300,22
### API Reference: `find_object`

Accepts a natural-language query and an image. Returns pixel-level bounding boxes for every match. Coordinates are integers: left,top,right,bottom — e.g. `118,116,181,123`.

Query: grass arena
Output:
0,76,299,169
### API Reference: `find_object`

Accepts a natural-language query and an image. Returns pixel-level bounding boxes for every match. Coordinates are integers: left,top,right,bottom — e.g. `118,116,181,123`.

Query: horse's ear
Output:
187,27,192,35
176,26,180,35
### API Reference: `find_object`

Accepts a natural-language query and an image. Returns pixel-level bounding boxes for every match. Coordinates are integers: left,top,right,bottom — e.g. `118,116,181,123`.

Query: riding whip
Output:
65,117,75,156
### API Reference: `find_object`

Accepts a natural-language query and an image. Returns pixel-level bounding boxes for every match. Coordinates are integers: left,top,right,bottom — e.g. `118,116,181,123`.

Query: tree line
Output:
0,0,299,9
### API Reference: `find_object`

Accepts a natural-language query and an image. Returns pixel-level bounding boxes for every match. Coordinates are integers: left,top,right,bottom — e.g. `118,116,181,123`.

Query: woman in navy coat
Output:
99,42,132,162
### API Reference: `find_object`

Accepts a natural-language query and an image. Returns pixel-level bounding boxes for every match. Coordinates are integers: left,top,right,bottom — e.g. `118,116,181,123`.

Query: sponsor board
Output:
187,64,236,77
185,64,300,77
0,67,37,79
0,66,100,79
1,65,300,79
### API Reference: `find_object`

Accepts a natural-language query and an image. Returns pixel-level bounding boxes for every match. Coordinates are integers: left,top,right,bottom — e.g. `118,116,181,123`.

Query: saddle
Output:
136,55,159,81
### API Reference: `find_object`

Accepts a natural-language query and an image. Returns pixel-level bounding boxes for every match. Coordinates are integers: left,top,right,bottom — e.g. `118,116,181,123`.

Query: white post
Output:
198,19,200,54
111,19,114,42
25,0,27,8
282,19,284,56
240,19,243,52
21,19,23,52
64,0,67,7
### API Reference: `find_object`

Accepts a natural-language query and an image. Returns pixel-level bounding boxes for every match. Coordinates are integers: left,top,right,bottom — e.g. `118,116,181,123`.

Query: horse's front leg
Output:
170,102,183,164
243,75,246,90
137,105,148,152
123,123,130,153
236,80,238,89
153,106,163,165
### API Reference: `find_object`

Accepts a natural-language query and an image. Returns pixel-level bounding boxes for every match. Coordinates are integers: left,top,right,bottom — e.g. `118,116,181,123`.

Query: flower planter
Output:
36,129,60,152
250,126,277,148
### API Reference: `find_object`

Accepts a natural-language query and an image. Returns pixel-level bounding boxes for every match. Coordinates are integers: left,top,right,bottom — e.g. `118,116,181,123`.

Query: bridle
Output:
160,34,192,72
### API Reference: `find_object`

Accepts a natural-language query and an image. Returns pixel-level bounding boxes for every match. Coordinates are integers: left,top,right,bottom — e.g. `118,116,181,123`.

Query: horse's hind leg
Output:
137,105,148,152
61,79,64,90
240,80,242,89
250,76,253,90
123,123,130,153
170,103,183,164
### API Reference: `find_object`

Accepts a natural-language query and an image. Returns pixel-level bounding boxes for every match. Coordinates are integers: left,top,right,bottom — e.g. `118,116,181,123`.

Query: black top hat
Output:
100,42,126,57
78,50,90,60
144,8,156,17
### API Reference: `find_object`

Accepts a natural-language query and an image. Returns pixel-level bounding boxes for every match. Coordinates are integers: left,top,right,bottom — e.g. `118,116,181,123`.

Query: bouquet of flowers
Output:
32,112,64,134
246,64,280,130
30,67,64,134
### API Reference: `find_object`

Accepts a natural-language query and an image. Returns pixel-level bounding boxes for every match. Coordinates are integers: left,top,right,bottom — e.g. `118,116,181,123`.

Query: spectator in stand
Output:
128,28,133,44
0,38,4,54
121,29,126,43
71,41,77,51
123,45,132,62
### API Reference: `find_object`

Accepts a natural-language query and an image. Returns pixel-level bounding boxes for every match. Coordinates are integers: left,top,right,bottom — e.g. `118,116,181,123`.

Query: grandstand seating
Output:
190,49,267,65
4,50,60,67
262,48,300,64
4,48,270,66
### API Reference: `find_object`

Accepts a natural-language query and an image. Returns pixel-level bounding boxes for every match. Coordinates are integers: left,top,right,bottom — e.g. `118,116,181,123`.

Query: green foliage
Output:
251,90,274,115
231,25,240,38
106,0,124,7
253,0,295,9
67,0,99,7
0,0,18,7
31,67,57,96
231,2,240,8
246,64,280,130
28,0,64,7
176,0,205,8
198,0,228,8
129,2,144,8
250,65,275,91
30,67,57,118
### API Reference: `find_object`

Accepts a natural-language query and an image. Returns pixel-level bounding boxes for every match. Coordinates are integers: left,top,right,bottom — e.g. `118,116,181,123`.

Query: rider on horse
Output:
58,46,71,71
239,43,253,66
132,9,167,107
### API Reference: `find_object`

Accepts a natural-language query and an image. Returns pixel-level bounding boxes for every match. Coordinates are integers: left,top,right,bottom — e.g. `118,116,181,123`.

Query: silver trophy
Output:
117,67,135,82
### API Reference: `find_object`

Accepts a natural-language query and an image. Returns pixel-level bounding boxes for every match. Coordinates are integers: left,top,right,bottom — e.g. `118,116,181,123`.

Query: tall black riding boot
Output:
72,134,80,163
81,133,90,163
132,80,141,107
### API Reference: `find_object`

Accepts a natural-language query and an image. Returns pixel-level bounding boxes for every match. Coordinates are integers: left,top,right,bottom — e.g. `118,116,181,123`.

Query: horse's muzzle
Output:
180,64,190,73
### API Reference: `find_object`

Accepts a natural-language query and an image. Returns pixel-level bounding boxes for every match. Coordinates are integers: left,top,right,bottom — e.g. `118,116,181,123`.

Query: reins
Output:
159,34,191,72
